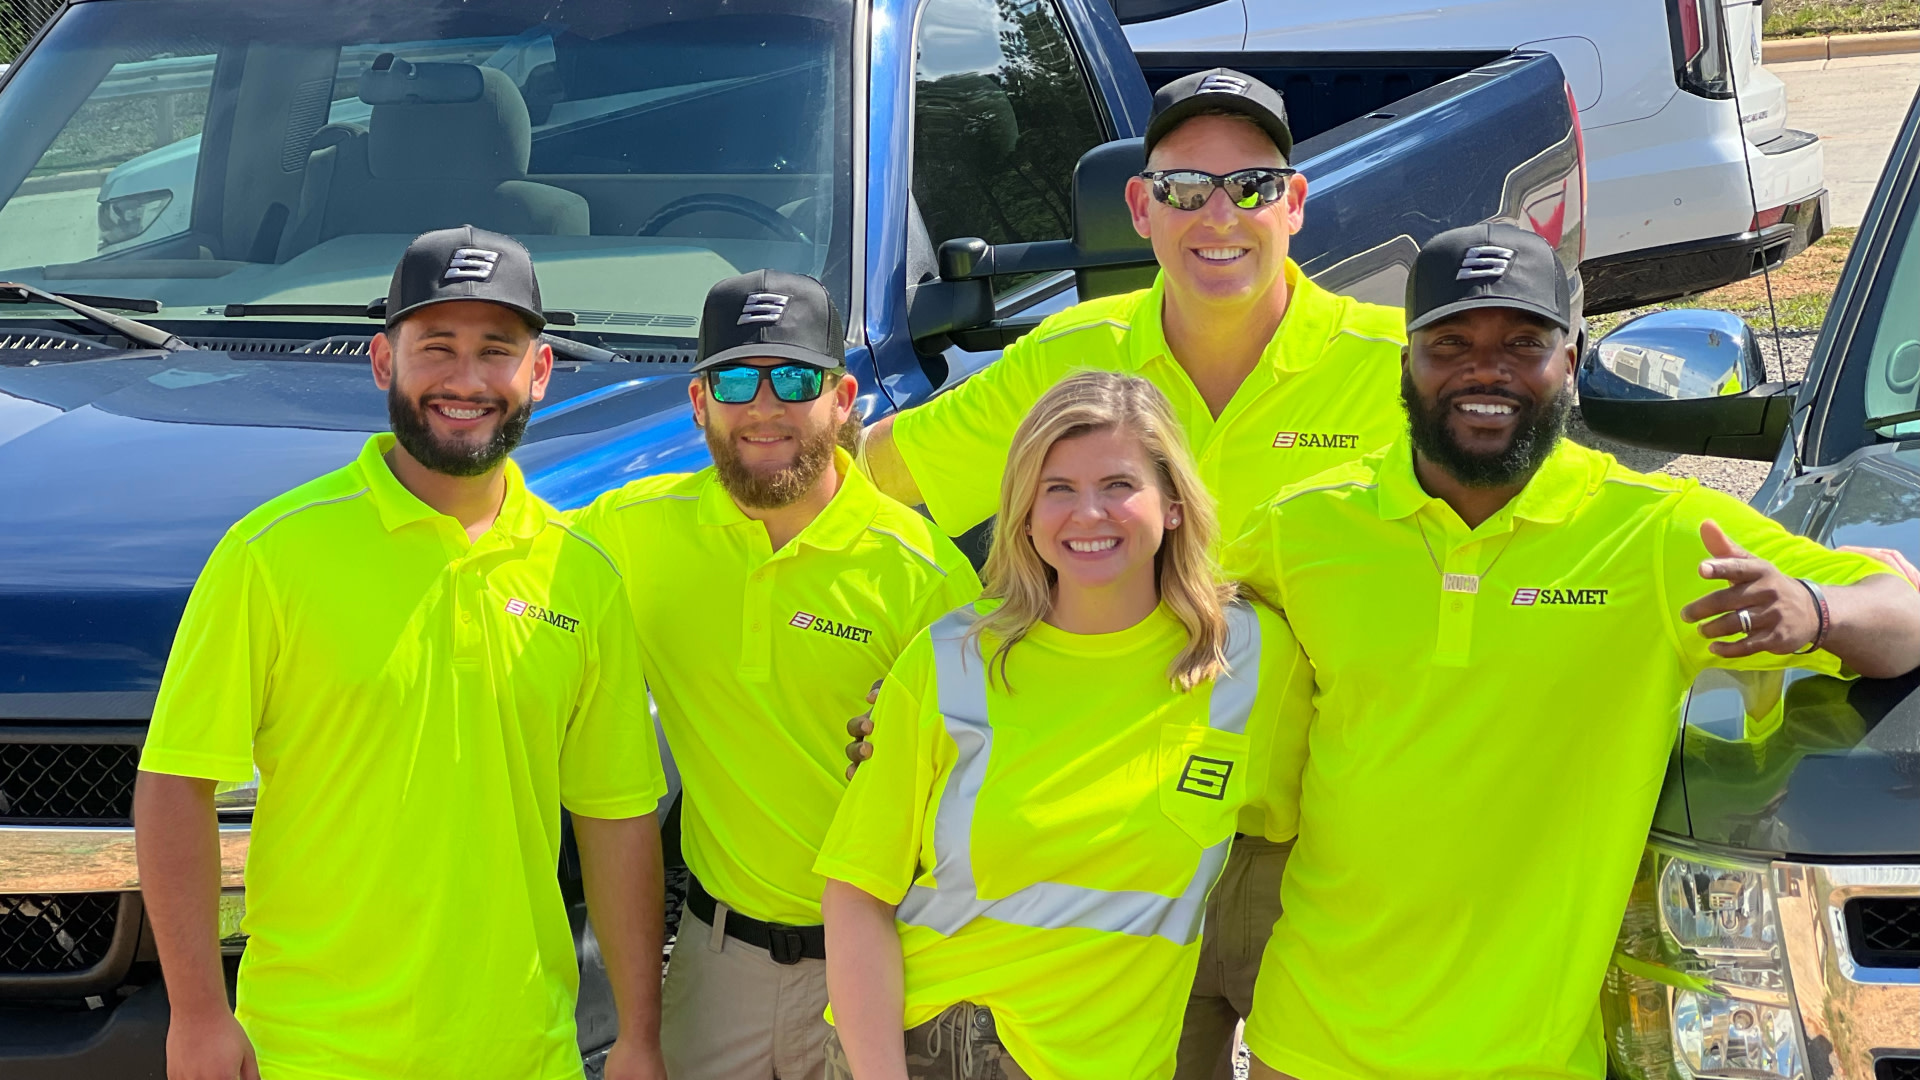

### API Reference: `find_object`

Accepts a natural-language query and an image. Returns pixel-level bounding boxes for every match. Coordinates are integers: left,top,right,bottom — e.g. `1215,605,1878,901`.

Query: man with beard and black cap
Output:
135,226,671,1080
571,269,980,1080
1221,223,1920,1080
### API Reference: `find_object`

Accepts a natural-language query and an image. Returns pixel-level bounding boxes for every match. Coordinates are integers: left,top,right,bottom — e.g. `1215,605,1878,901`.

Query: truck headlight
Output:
97,189,172,247
1602,840,1805,1080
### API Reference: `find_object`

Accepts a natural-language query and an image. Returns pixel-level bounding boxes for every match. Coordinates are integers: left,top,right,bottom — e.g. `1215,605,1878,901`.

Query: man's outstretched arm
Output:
135,770,259,1080
574,811,666,1080
858,414,923,508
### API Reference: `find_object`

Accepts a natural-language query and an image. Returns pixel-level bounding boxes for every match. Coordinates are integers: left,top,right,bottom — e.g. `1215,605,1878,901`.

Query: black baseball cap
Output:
386,225,545,331
1406,222,1572,334
1145,68,1293,162
692,269,845,372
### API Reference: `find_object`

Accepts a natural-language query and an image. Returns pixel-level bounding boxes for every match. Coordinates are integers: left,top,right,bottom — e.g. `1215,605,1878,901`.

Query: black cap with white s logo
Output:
1406,222,1572,334
386,224,546,331
692,269,845,372
1145,67,1293,162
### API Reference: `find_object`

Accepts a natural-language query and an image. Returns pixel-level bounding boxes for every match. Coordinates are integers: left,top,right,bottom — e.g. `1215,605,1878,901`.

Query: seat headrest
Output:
369,67,532,182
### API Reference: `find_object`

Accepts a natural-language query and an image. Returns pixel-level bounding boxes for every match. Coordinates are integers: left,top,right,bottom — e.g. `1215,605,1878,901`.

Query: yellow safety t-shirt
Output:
890,260,1406,537
1222,439,1898,1080
571,448,980,925
815,602,1315,1080
141,433,666,1080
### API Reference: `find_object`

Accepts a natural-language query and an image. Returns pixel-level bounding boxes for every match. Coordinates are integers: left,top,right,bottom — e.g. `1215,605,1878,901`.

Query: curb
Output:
1763,28,1920,63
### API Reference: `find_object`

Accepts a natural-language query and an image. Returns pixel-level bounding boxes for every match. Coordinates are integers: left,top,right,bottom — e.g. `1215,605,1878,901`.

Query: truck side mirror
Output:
1578,308,1799,461
907,138,1156,350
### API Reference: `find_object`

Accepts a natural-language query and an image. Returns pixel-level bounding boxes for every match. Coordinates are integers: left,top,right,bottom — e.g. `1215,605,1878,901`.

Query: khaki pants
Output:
1173,835,1293,1080
825,1003,1030,1080
661,907,830,1080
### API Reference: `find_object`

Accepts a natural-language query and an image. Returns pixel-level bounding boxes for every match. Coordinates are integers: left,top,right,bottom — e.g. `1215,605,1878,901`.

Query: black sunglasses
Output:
704,363,835,404
1140,168,1297,212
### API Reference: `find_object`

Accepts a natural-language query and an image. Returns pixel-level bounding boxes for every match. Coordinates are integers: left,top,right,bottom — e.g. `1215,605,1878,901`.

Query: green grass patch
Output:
1764,0,1920,38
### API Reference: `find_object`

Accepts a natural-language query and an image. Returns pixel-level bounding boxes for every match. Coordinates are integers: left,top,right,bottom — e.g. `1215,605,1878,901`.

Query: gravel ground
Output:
1571,328,1821,502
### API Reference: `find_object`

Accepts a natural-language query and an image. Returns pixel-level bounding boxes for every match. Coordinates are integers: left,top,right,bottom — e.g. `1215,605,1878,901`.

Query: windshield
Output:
0,0,854,343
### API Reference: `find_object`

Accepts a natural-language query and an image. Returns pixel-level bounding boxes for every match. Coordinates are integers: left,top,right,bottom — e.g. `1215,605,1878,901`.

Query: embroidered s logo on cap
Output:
1197,73,1250,95
444,247,501,282
1456,245,1516,281
789,610,874,644
738,292,791,325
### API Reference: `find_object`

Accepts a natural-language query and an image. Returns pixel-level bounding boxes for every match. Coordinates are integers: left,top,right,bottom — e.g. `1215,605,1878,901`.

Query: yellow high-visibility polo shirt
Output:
889,260,1406,538
571,448,980,925
815,601,1315,1080
1222,438,1899,1080
140,433,665,1080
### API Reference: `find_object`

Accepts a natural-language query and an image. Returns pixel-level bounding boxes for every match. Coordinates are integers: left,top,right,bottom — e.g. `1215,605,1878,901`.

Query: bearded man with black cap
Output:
1223,223,1920,1079
135,226,670,1080
572,270,980,1080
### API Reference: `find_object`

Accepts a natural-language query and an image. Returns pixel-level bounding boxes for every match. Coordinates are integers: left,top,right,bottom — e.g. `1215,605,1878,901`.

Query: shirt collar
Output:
1376,437,1601,526
696,446,879,552
351,432,545,541
1128,259,1338,375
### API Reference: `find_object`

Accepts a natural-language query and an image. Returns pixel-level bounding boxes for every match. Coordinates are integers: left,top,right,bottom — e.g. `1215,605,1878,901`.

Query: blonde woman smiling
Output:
815,372,1315,1080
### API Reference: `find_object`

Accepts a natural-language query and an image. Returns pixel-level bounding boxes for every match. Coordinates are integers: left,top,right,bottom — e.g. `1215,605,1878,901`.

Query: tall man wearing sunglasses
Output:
853,69,1408,1078
572,271,980,1080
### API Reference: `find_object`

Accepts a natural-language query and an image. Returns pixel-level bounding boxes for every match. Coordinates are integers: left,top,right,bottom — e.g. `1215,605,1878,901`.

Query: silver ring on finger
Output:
1737,608,1754,635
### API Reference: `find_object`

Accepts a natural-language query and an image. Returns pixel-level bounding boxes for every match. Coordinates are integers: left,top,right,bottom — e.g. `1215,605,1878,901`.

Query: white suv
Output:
1117,0,1828,314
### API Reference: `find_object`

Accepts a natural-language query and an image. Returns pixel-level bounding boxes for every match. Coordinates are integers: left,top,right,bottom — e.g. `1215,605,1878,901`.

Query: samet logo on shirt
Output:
1511,587,1610,607
503,597,581,632
1272,431,1361,450
1176,755,1234,800
788,611,875,644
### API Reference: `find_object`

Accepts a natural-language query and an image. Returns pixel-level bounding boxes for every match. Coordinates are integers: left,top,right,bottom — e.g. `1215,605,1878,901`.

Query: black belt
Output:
685,874,827,965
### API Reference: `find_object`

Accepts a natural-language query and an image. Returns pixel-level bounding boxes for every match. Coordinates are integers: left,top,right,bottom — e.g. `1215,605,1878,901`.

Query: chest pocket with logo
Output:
1157,722,1248,850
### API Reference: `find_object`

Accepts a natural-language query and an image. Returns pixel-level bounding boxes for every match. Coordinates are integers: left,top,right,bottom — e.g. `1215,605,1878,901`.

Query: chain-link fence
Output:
1,0,63,64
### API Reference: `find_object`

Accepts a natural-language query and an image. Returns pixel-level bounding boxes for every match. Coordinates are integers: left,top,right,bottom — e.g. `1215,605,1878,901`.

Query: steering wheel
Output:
636,193,809,244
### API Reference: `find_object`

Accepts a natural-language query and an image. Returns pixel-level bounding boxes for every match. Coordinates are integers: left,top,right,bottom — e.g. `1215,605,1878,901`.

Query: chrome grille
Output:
0,894,119,974
0,742,139,825
1850,898,1920,968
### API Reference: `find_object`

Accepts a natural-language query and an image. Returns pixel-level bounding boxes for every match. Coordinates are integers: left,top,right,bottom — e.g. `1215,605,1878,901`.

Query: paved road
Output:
1774,52,1920,228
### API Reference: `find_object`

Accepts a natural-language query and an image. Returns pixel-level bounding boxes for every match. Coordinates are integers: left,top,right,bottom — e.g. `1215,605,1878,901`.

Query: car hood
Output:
0,349,705,712
1674,443,1920,857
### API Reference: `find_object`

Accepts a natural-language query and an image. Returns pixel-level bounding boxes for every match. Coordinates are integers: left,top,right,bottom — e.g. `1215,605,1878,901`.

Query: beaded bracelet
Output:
1793,578,1831,655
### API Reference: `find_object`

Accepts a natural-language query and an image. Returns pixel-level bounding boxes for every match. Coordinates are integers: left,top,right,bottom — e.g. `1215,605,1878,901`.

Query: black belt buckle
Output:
766,924,806,965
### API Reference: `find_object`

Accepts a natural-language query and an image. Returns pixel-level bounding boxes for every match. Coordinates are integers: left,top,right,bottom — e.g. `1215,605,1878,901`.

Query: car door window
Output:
911,0,1107,296
0,49,215,266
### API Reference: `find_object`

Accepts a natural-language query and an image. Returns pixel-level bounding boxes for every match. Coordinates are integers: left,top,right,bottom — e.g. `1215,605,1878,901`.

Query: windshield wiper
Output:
225,300,577,325
0,282,185,351
1865,408,1920,431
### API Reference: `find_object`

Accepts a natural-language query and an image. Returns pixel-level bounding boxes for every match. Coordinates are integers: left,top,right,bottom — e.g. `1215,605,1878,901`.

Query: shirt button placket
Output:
740,562,774,681
1433,537,1479,667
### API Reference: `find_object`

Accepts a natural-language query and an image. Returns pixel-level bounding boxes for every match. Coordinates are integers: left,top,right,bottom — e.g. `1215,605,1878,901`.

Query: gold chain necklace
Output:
1415,516,1517,595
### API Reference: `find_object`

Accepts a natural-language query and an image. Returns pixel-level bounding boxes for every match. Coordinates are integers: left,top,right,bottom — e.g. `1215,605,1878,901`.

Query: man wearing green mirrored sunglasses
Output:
571,270,981,1080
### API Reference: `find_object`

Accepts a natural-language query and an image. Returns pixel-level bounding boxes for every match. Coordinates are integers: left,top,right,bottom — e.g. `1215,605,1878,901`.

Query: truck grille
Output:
0,742,139,825
1849,897,1920,968
0,894,120,974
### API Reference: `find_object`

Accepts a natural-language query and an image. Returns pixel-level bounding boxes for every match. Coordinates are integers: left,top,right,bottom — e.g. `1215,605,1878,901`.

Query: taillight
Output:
1667,0,1733,99
1564,80,1586,266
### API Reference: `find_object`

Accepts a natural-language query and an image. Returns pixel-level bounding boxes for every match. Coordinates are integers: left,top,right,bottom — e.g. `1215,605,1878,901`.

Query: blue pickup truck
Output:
0,0,1580,1073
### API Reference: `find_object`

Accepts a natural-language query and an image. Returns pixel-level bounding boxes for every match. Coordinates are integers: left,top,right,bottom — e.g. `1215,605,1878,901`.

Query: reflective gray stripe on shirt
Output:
895,604,1262,945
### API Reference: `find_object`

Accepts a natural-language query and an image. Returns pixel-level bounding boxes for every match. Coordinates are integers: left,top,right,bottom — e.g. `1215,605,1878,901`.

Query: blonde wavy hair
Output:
972,371,1235,692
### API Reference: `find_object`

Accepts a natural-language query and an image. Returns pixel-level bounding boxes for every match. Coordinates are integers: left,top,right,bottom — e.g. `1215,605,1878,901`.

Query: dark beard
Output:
1400,370,1572,489
387,385,531,478
707,416,842,509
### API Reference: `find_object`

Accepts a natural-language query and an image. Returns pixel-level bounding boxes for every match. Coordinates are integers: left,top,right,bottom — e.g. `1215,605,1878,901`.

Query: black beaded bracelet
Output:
1793,577,1831,654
